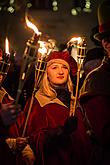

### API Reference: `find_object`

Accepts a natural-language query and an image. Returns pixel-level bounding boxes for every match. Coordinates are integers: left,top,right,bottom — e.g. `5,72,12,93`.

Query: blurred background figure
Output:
0,47,21,165
80,0,110,164
80,25,105,87
0,48,20,132
83,25,104,76
90,25,102,48
83,47,104,76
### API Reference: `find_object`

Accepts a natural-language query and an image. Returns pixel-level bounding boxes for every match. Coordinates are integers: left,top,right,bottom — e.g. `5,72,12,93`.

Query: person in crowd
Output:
7,50,93,165
82,47,104,77
0,48,21,135
80,47,104,89
3,61,35,109
0,48,22,164
90,25,102,48
80,0,110,164
80,25,104,85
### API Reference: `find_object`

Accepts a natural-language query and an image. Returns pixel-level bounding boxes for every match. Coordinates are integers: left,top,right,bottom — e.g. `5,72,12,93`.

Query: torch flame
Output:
38,41,47,57
25,16,41,35
69,37,83,45
38,40,55,57
5,37,10,54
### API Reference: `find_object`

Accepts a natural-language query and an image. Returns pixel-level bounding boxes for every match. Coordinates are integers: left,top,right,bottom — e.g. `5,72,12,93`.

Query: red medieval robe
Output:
0,87,15,165
9,89,92,165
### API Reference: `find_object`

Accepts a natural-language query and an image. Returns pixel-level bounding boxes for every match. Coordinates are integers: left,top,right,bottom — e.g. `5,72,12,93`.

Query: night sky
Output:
0,0,100,62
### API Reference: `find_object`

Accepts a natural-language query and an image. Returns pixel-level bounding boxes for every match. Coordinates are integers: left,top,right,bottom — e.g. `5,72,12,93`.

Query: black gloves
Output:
44,116,78,153
63,115,78,134
0,103,21,127
0,103,21,137
45,115,78,143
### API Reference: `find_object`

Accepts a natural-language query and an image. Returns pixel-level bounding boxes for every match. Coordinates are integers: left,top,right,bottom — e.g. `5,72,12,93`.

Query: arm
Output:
0,103,21,137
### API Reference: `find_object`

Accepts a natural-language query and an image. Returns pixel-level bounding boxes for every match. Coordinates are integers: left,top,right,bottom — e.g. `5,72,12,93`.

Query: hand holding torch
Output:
22,39,56,137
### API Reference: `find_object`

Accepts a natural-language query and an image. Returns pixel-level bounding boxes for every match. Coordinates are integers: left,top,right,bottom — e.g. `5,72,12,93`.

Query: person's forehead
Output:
51,62,66,65
49,62,67,67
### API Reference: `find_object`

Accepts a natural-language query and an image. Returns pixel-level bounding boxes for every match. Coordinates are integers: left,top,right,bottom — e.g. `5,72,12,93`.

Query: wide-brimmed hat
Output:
94,0,110,41
46,51,77,76
90,25,102,46
83,47,104,65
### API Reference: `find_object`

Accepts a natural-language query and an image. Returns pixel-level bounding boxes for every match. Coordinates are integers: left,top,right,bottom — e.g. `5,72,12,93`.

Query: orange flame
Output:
5,37,10,54
25,16,41,35
69,37,83,45
38,41,47,56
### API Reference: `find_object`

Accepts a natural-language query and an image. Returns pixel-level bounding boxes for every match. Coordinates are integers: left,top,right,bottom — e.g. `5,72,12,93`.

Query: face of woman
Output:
47,63,69,86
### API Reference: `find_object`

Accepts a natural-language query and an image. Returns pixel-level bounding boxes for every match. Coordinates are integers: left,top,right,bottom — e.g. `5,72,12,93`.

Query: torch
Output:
0,37,10,84
0,37,16,87
15,16,41,105
67,37,87,116
22,39,56,137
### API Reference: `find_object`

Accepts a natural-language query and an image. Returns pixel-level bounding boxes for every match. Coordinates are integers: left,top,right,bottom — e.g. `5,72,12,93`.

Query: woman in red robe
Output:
9,51,92,165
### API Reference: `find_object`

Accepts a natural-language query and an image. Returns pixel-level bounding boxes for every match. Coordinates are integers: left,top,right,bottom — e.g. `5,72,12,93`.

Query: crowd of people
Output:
0,0,110,164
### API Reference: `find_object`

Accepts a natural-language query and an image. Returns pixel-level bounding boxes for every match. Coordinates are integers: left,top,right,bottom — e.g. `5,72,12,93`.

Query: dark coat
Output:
80,57,110,165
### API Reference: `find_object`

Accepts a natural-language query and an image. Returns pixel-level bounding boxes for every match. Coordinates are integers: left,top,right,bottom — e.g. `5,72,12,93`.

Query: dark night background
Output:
0,0,100,58
0,0,101,108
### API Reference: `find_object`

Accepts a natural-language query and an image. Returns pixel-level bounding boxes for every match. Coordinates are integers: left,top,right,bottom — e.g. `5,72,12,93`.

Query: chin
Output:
54,81,67,86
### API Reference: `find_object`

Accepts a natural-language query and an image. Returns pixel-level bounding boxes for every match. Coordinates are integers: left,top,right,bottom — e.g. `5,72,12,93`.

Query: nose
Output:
58,67,64,74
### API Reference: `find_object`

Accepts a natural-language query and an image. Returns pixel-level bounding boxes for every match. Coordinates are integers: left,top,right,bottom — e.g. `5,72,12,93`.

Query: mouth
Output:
57,76,64,79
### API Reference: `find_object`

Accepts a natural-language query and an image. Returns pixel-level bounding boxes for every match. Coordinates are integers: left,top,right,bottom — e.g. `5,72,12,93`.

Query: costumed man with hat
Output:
79,0,110,164
82,25,104,77
8,50,92,165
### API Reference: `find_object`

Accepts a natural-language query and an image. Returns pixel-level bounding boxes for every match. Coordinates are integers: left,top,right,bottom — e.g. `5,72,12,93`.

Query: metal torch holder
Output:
15,33,40,105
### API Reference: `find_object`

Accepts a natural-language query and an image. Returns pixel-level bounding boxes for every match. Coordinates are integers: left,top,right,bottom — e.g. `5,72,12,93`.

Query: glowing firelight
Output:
5,37,10,54
38,40,55,57
38,41,47,56
25,15,41,35
67,36,86,64
68,37,83,45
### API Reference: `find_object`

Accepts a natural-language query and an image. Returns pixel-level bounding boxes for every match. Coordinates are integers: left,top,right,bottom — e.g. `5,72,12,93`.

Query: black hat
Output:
83,47,104,65
90,25,102,46
94,0,110,41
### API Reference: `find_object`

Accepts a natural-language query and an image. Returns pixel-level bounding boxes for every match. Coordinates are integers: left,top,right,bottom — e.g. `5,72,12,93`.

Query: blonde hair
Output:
39,69,74,99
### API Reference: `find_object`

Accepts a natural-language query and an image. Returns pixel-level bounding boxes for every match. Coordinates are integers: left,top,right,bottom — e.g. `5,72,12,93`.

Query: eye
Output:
51,65,58,69
62,65,68,69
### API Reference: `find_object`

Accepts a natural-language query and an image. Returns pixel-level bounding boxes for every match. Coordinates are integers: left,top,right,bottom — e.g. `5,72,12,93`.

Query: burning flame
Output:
25,16,41,35
68,37,83,46
38,41,47,57
5,37,10,54
47,39,56,55
67,36,86,63
38,40,55,57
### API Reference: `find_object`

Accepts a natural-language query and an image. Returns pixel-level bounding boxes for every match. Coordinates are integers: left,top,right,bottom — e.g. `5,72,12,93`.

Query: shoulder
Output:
80,66,110,97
